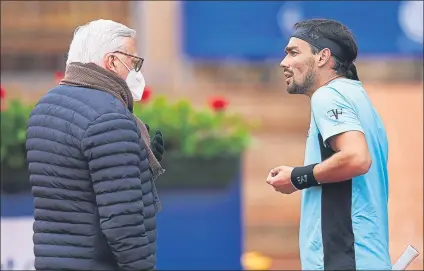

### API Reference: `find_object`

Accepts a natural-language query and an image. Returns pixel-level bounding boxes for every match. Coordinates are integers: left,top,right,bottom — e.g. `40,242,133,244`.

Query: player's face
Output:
280,38,317,95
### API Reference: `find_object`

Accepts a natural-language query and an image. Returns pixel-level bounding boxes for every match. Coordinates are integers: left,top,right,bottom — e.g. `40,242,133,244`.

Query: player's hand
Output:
266,165,298,194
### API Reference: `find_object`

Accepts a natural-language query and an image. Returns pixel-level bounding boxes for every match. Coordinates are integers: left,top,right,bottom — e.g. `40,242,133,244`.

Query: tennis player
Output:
266,19,392,270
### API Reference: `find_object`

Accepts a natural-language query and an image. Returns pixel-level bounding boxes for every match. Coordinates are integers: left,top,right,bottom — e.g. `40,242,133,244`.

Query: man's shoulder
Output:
312,79,363,106
44,85,130,119
310,85,342,108
312,85,336,100
326,78,365,99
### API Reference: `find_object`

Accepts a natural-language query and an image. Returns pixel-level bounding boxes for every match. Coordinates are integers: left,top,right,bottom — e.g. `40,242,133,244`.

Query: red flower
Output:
54,71,65,83
0,86,5,100
141,86,152,103
0,86,5,111
209,96,229,112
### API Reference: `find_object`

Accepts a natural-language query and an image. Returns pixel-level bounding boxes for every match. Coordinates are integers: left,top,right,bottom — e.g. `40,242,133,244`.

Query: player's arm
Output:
290,87,372,190
313,129,371,183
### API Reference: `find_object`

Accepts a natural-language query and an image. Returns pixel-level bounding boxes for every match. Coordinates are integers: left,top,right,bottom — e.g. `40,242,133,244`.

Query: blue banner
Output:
182,1,423,60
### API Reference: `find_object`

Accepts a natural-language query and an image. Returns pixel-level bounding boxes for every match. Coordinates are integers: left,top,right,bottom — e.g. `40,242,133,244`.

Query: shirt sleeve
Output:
311,86,364,145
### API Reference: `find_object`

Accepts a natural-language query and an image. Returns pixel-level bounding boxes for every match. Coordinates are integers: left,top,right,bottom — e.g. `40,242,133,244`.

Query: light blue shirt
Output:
299,78,391,270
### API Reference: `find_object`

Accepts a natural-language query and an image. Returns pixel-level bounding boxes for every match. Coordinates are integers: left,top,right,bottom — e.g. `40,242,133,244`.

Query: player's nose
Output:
280,56,289,69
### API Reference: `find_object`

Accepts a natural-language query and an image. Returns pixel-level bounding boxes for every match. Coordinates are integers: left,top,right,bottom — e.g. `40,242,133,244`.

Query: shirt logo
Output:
297,175,308,185
327,108,343,120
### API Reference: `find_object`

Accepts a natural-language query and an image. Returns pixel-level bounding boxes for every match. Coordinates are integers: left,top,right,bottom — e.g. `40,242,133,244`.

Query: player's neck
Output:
307,73,344,97
321,74,343,86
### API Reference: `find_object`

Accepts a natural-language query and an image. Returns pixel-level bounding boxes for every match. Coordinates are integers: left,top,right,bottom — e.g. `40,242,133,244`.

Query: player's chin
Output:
286,85,297,94
286,81,293,92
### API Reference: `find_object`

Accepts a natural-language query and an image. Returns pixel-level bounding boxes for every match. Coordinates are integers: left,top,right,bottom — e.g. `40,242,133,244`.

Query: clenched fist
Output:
266,165,298,194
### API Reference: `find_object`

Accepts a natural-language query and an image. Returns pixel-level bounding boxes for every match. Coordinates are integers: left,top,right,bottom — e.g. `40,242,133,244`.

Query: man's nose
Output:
280,56,289,69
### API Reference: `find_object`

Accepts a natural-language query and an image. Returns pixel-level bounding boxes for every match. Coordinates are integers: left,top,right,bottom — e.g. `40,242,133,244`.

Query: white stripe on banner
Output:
1,217,35,270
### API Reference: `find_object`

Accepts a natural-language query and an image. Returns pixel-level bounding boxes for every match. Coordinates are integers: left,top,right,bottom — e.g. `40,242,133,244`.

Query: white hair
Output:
66,19,136,66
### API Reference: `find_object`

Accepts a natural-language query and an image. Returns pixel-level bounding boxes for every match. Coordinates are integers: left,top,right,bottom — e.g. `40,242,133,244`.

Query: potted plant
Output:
134,90,256,190
134,89,256,269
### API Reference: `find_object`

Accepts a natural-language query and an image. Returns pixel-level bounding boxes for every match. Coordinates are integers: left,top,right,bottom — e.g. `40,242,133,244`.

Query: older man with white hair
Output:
25,19,164,270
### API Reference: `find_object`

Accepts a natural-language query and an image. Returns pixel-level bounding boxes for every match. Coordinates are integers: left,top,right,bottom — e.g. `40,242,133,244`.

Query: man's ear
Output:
317,48,332,68
104,54,116,72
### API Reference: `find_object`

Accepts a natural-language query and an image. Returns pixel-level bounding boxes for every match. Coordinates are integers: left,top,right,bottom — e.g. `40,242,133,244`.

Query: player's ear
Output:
317,48,331,68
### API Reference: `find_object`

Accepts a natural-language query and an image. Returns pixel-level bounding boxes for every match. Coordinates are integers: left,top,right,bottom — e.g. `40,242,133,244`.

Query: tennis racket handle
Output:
392,245,419,270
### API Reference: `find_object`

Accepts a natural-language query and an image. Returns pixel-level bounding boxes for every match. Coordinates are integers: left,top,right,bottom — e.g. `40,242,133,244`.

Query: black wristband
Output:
290,163,320,190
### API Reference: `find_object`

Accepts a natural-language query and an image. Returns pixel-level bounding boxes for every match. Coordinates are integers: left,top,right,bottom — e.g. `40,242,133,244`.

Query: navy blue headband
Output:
291,28,349,62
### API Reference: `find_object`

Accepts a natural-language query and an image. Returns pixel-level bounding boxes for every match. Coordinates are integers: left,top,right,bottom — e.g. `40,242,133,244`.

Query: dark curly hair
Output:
293,19,358,78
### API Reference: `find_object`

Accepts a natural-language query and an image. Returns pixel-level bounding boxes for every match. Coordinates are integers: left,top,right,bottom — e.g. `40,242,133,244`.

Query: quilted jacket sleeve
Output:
81,112,154,270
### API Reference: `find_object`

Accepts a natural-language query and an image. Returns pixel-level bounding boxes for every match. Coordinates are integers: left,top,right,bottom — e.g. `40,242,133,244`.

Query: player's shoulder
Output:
329,78,363,91
311,78,362,104
310,85,341,106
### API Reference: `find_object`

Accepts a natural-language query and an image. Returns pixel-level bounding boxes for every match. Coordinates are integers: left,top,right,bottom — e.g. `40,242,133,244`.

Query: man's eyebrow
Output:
285,46,299,53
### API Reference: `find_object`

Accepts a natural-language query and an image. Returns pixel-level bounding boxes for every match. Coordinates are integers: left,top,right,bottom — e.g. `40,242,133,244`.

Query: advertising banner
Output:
182,1,423,60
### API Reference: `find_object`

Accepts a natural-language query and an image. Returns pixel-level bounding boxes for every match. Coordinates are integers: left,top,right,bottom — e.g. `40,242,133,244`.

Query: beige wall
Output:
134,1,185,90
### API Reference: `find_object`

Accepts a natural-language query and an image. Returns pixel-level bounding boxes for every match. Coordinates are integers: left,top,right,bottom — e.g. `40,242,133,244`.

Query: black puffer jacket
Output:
26,85,157,270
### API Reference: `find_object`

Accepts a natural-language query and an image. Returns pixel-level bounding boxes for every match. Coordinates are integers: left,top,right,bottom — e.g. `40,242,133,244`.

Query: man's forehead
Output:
122,37,139,56
285,37,310,51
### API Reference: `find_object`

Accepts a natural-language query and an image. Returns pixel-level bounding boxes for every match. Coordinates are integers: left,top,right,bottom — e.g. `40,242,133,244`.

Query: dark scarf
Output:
60,62,164,211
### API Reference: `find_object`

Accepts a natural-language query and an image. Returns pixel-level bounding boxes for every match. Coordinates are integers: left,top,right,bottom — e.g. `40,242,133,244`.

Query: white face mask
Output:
126,70,146,101
116,56,146,101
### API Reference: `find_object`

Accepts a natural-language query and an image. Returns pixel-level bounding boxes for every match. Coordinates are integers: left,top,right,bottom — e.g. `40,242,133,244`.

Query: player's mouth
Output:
284,72,293,84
